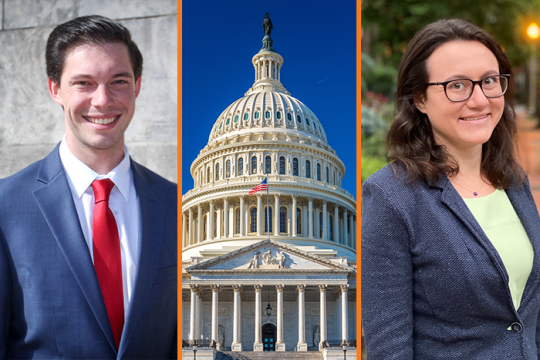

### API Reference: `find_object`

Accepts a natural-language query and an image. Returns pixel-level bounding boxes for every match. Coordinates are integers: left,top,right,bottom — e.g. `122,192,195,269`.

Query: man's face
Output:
48,42,141,158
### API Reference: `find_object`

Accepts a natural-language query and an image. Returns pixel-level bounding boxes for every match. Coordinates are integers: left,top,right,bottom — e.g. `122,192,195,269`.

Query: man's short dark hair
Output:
46,15,143,84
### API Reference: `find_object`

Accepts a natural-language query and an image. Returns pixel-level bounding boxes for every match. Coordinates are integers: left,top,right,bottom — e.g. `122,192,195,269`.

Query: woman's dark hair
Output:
388,19,524,188
46,15,143,84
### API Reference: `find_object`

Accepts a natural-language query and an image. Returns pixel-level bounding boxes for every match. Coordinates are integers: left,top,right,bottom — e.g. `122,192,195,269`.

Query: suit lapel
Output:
118,160,165,358
33,146,117,352
506,183,540,313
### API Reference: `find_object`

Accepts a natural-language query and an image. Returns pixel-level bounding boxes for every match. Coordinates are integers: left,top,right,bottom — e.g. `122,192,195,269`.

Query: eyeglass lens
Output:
446,76,508,101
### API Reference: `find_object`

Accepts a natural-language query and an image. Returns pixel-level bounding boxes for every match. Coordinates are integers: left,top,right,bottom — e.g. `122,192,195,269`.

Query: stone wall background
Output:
0,0,177,182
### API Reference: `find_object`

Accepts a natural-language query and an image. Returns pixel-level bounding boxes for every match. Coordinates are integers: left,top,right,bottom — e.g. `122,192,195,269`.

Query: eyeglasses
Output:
427,74,510,102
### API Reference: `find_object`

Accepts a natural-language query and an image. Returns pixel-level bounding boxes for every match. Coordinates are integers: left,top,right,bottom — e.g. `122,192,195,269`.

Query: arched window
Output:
265,206,273,233
287,113,292,121
293,158,299,176
226,160,231,178
297,207,302,235
265,156,271,174
250,207,257,233
326,167,329,183
243,113,248,120
215,163,219,181
226,118,231,126
306,117,310,126
236,208,240,234
255,111,260,119
280,206,287,233
319,212,323,238
214,211,217,237
251,156,257,174
329,215,333,241
306,160,311,178
238,158,244,176
317,163,321,181
297,115,301,123
279,156,285,175
277,111,282,119
203,214,207,240
207,167,210,183
266,111,271,119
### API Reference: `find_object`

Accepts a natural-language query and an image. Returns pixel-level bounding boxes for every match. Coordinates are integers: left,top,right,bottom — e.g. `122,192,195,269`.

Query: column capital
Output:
209,199,215,205
224,196,229,203
256,193,263,199
188,207,193,214
322,199,327,206
211,284,220,292
296,284,306,292
318,284,328,293
254,284,263,292
189,284,198,292
308,196,314,202
232,284,242,292
275,193,281,199
197,204,202,210
238,194,245,200
292,194,298,200
276,284,284,292
340,284,349,293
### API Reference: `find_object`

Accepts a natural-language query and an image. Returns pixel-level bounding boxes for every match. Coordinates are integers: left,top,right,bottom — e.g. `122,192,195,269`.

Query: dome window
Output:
215,163,220,181
255,111,260,119
206,167,210,183
280,206,287,233
233,115,238,123
319,212,323,238
226,160,231,178
251,156,257,174
317,163,321,181
297,115,302,123
279,156,285,175
265,156,271,174
306,118,310,126
243,113,249,121
250,207,257,233
235,208,240,234
287,113,292,121
329,215,333,240
266,111,271,119
238,158,244,176
305,160,311,178
297,207,302,235
326,167,329,183
219,122,223,129
313,121,317,129
277,111,282,120
293,158,299,176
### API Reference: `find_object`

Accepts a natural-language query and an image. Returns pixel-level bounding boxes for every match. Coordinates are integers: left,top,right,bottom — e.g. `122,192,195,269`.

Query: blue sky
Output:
182,0,357,197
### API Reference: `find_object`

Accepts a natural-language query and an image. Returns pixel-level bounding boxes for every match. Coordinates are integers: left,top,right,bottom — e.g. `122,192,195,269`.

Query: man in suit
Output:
0,15,177,359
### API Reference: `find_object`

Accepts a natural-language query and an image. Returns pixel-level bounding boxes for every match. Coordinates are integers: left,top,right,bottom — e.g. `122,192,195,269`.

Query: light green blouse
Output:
463,189,534,311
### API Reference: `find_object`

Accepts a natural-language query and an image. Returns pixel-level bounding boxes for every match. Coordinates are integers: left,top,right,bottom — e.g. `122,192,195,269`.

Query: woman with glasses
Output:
362,19,540,358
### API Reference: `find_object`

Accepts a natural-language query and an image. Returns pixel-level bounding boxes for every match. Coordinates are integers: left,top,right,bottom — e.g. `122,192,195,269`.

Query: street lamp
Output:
342,344,347,360
527,22,540,116
193,345,197,360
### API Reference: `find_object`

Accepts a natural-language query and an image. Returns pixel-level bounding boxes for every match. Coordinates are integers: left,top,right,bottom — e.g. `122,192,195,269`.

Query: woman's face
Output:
415,40,504,155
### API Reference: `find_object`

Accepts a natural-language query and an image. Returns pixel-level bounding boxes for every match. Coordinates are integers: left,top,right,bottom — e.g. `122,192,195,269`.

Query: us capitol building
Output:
182,14,356,360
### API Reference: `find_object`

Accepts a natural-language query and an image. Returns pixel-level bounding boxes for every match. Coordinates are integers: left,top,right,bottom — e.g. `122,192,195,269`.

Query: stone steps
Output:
215,351,323,360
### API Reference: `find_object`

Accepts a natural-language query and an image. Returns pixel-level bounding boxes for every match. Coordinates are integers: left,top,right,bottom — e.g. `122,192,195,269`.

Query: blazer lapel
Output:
506,183,540,313
118,160,166,358
33,146,117,352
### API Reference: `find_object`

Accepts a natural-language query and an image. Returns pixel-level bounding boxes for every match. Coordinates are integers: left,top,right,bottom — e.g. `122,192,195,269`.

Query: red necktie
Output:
92,179,124,349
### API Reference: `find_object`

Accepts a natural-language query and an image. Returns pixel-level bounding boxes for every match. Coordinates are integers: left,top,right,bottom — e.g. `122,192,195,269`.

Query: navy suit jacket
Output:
362,164,540,359
0,145,177,359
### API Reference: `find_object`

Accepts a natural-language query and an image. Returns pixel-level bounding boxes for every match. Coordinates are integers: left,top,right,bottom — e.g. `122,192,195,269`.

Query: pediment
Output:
185,239,350,272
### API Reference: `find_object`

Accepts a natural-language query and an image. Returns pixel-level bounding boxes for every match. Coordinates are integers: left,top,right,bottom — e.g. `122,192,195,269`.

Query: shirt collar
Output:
59,136,132,201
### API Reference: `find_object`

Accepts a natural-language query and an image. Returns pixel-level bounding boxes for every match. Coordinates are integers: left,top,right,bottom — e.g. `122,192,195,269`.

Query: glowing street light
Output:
527,23,539,116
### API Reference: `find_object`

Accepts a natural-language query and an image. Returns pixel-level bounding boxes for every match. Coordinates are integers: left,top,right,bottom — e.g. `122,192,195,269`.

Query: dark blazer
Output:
362,164,540,359
0,145,177,359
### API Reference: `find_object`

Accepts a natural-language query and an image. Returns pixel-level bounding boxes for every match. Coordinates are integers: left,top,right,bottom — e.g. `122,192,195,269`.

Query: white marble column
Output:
296,285,307,351
239,195,245,236
256,193,263,236
276,284,285,351
349,212,354,247
292,195,298,237
182,212,186,247
209,200,214,241
274,194,280,236
343,209,348,246
319,285,327,350
188,208,193,245
353,218,357,249
232,285,243,351
197,204,202,244
189,285,197,344
308,197,314,239
333,205,339,242
322,200,328,240
340,285,349,345
223,197,229,239
211,285,220,348
253,285,263,351
196,288,202,340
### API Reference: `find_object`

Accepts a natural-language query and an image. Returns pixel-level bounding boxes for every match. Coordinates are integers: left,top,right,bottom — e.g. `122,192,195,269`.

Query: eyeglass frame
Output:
426,74,510,102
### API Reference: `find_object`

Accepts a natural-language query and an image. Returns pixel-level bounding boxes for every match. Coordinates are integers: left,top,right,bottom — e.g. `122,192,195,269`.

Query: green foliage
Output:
361,131,389,183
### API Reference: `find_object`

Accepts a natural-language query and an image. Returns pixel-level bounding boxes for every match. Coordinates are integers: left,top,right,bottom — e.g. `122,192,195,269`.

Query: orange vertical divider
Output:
178,0,183,356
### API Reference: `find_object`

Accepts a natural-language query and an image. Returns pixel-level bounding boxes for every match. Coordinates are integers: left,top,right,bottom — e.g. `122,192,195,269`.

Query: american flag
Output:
249,177,268,195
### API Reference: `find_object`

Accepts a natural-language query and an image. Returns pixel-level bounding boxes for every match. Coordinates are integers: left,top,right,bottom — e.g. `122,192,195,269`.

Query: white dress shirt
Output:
59,138,140,317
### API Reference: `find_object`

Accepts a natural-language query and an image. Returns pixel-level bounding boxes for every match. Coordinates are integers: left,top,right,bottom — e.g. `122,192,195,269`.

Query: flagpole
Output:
266,176,270,240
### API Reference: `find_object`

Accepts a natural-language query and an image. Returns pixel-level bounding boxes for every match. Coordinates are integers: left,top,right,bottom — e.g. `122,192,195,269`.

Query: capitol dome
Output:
182,25,356,262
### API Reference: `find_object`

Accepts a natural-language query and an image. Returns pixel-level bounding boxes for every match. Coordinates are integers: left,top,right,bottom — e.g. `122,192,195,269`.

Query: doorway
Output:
262,323,276,351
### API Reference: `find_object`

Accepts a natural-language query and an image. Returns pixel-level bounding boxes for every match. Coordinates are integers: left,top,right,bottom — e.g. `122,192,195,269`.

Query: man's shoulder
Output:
130,160,177,199
0,158,47,195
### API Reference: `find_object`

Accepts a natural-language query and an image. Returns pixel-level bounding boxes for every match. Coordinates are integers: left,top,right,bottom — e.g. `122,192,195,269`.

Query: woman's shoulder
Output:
364,162,421,192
